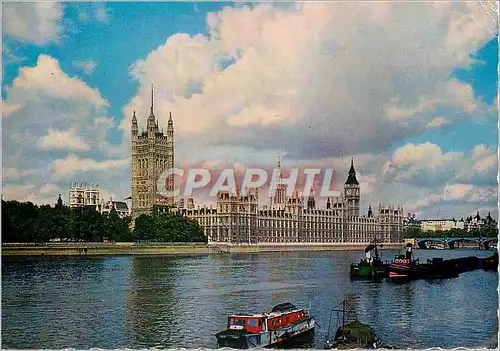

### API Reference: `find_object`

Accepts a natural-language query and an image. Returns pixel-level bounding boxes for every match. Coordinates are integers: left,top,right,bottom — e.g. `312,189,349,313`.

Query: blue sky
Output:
2,2,498,219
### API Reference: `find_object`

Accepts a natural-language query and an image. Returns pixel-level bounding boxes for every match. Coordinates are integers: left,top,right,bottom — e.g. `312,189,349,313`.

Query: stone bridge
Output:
415,237,498,250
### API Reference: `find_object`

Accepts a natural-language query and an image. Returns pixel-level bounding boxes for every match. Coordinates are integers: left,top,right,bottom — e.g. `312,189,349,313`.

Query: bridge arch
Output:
448,238,484,249
482,237,498,250
415,238,447,249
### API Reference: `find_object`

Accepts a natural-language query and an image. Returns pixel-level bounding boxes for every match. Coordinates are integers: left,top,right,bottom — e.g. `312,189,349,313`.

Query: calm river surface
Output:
2,249,498,349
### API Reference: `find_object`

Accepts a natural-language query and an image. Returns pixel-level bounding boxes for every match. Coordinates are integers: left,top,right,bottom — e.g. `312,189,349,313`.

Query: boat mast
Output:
327,309,333,340
342,300,346,336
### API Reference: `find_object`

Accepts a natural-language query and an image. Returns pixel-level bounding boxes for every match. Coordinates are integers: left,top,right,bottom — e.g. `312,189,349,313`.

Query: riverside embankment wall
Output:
1,242,404,256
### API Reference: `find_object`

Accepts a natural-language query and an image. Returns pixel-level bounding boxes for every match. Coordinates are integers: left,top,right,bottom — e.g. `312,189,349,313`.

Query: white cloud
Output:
227,105,288,126
8,55,108,108
73,60,98,75
38,128,90,151
3,3,63,45
2,168,36,182
471,144,497,171
2,55,128,205
426,117,450,128
2,184,36,201
391,142,462,170
386,142,497,186
2,55,113,159
2,100,23,118
94,6,110,23
77,3,110,24
39,184,60,195
123,2,495,163
50,154,129,175
444,184,474,201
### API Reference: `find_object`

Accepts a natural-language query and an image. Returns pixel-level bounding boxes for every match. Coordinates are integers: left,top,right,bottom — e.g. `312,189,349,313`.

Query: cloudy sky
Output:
2,2,498,219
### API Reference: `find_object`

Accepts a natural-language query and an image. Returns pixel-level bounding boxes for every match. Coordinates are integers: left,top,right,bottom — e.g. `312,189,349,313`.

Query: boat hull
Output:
216,317,315,349
350,262,387,279
387,261,460,281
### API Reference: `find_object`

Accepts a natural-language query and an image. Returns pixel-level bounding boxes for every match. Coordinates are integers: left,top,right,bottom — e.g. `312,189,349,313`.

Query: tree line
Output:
404,225,498,239
2,200,207,243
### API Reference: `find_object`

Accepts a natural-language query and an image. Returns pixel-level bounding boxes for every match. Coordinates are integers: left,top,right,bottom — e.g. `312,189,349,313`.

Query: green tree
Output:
2,200,14,242
33,205,56,243
103,209,131,242
133,214,157,241
6,201,39,242
133,211,207,243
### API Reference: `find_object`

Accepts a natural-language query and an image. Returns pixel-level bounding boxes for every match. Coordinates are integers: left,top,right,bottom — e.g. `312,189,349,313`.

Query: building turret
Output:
131,111,138,212
307,191,316,209
56,194,63,209
132,111,138,137
368,205,373,218
345,157,359,185
271,156,286,208
165,111,175,203
486,211,494,224
344,157,360,217
167,111,174,134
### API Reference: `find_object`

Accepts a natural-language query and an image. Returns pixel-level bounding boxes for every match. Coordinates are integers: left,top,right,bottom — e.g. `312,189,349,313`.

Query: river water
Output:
2,249,498,349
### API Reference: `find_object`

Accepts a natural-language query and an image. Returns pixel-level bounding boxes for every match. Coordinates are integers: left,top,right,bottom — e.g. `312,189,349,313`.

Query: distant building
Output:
464,211,496,232
420,219,465,232
69,182,100,209
98,198,131,219
167,159,404,244
175,197,195,210
412,211,497,233
403,213,421,230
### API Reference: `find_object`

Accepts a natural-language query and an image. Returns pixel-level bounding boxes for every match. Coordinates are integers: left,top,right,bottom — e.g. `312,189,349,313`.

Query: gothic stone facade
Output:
131,88,174,218
172,160,404,244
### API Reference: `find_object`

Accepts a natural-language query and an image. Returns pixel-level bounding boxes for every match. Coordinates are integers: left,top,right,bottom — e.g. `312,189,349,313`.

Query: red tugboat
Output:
387,243,421,280
215,302,315,349
388,243,461,281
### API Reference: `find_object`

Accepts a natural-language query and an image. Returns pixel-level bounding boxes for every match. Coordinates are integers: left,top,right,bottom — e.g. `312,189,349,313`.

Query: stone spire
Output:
345,157,359,185
147,84,156,135
150,83,155,117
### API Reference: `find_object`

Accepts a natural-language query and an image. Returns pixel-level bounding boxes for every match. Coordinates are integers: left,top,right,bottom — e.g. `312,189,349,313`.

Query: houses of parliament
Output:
130,89,404,244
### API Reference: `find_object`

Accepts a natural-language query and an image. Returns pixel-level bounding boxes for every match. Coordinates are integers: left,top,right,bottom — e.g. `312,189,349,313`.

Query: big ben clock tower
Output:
344,158,360,217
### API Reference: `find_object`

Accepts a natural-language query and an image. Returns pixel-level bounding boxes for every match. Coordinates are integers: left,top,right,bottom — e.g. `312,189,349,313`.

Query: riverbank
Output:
1,242,404,256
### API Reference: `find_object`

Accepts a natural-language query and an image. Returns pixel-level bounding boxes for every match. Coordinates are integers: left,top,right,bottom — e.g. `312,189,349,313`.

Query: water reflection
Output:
124,256,181,347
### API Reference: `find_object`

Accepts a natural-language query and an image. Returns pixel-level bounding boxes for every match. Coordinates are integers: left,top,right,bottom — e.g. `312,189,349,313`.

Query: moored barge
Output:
387,243,461,281
215,302,315,349
350,243,388,279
